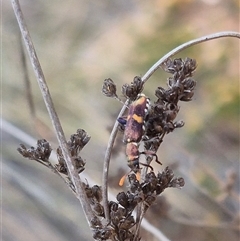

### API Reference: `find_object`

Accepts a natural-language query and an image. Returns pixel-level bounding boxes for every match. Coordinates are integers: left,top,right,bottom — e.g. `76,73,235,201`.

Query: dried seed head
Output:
110,207,126,227
144,195,156,207
144,58,197,146
36,139,52,161
119,215,135,230
102,78,118,98
92,227,112,240
17,139,52,162
72,156,86,174
55,147,68,175
83,182,93,199
90,216,102,228
160,58,197,104
128,173,141,193
69,129,91,155
92,185,103,203
109,201,119,212
184,57,197,76
155,167,185,194
117,192,129,208
17,144,28,157
169,177,185,188
163,58,197,78
55,163,68,175
93,203,105,217
122,76,144,100
174,120,185,128
56,129,89,175
118,229,134,241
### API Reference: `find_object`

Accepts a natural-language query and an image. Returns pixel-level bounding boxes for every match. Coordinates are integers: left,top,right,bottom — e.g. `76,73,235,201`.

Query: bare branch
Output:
142,31,240,84
11,0,97,231
102,99,130,222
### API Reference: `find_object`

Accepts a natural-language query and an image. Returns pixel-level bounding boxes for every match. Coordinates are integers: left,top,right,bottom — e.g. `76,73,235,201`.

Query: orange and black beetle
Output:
123,94,150,144
119,94,150,172
118,94,162,185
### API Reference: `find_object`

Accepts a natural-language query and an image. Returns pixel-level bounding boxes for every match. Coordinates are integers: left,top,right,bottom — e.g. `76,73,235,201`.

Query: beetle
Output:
118,94,151,172
118,94,163,186
123,94,150,144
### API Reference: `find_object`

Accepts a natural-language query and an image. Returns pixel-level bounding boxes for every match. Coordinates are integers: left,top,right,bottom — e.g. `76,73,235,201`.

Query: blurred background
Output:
2,0,239,240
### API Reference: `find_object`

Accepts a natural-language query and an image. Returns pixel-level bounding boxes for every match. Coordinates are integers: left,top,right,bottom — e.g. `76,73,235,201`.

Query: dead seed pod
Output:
102,78,118,98
122,76,144,100
17,139,52,162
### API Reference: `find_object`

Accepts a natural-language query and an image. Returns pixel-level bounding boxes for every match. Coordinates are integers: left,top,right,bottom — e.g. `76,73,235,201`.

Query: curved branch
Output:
102,100,129,222
142,31,240,84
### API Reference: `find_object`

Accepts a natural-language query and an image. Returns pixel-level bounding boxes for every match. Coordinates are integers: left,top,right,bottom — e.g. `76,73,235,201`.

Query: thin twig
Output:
102,99,130,223
11,0,97,232
142,31,240,83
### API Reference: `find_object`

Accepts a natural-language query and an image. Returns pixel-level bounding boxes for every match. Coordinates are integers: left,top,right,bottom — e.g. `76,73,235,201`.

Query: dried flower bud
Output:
117,192,129,208
83,182,93,199
117,207,128,218
93,203,105,217
144,137,162,153
72,156,85,174
36,139,52,161
128,174,141,193
111,207,125,227
17,144,30,158
162,58,183,74
180,91,194,101
102,78,118,98
109,201,118,212
55,147,68,174
169,177,185,188
55,163,68,175
92,185,102,203
56,130,90,176
126,192,141,210
90,216,102,228
122,76,144,100
184,57,197,76
119,229,134,241
119,215,135,230
69,129,91,155
155,87,165,100
182,77,196,91
93,227,112,240
17,139,52,162
144,195,156,207
174,120,185,128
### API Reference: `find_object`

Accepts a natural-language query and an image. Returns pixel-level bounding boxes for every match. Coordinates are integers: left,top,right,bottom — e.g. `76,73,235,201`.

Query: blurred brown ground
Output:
2,0,239,240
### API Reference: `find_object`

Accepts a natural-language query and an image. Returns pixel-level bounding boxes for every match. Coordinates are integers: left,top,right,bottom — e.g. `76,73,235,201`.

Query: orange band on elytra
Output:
132,114,143,124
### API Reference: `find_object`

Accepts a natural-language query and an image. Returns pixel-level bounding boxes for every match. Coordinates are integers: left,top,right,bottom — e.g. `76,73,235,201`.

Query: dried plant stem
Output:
11,0,96,231
142,31,240,83
102,100,130,222
134,211,143,240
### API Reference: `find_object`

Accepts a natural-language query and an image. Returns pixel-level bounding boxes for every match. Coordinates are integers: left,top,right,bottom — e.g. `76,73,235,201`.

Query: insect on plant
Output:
118,94,162,173
12,3,239,237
